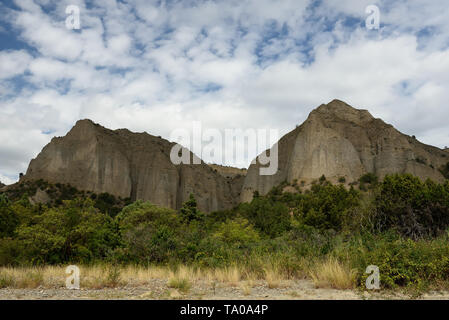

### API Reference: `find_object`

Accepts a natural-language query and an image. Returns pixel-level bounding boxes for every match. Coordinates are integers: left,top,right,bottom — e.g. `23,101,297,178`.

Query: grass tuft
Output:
0,272,15,288
309,257,356,290
167,277,191,293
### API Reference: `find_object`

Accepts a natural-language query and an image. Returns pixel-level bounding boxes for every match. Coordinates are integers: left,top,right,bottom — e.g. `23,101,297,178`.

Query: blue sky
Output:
1,0,449,184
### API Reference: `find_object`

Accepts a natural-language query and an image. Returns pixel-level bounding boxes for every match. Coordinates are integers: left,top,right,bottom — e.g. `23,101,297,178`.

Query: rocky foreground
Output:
1,279,449,300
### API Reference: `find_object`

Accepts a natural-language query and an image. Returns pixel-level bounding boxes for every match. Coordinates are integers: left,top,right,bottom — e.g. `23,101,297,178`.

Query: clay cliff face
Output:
24,120,240,212
241,99,449,202
22,99,449,208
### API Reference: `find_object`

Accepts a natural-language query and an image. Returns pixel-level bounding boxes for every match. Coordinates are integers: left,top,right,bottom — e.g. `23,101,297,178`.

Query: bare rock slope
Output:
209,164,247,179
24,120,240,212
242,99,449,202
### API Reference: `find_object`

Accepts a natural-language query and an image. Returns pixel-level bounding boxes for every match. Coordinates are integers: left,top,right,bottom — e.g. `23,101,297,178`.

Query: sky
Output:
1,0,449,185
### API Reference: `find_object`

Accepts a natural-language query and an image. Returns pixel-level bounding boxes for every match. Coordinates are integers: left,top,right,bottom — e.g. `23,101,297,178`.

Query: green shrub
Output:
294,183,360,231
238,196,291,238
168,277,191,293
344,233,449,289
1,174,449,292
373,174,449,239
212,218,260,248
15,199,119,264
359,173,378,191
0,194,19,237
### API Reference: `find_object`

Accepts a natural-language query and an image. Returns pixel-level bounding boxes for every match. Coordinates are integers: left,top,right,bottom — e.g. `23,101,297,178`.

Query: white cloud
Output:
0,173,16,185
1,0,449,182
0,50,32,79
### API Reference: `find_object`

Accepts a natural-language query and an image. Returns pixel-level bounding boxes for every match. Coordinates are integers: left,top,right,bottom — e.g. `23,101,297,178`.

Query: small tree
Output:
180,194,204,223
319,174,326,184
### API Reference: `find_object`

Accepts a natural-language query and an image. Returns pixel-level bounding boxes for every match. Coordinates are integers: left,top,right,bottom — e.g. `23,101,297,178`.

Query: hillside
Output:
241,99,449,202
19,99,449,208
23,119,240,212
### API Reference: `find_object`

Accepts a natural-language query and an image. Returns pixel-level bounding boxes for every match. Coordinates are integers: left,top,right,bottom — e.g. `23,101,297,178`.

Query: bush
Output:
116,201,180,263
0,238,23,266
238,197,291,238
212,218,260,248
0,194,19,237
373,174,449,239
345,233,449,289
294,183,359,231
168,277,191,293
16,199,120,264
359,173,378,191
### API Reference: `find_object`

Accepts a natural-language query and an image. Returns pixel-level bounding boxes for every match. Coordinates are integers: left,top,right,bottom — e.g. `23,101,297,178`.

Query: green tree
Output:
116,201,180,263
295,183,360,231
0,194,19,238
179,194,204,223
17,199,119,264
239,196,291,238
374,174,449,239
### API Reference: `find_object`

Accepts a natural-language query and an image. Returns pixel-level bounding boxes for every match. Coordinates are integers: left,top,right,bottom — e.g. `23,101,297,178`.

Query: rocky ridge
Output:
23,120,240,212
19,99,449,210
241,99,449,202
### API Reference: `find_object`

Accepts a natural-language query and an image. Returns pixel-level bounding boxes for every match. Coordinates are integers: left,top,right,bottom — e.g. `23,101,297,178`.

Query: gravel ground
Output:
1,279,449,300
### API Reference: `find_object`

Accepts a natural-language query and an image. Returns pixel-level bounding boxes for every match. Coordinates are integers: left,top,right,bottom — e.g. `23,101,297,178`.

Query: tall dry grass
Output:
0,260,342,290
0,265,243,289
308,257,356,289
0,267,46,288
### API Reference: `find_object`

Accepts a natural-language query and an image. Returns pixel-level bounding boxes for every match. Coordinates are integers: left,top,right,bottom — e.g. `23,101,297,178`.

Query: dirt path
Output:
1,279,449,300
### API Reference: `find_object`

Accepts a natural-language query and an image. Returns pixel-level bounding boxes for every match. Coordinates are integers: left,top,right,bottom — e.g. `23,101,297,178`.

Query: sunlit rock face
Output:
241,99,448,202
24,119,240,212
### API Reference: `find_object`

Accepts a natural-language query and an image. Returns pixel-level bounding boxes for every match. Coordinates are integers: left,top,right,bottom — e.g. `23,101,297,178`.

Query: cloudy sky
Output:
1,0,449,184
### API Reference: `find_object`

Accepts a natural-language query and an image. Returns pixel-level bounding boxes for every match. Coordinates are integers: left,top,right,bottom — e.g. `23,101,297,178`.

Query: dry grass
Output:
0,261,353,291
166,266,195,293
0,265,247,289
0,265,246,289
309,257,356,290
264,266,285,289
0,267,46,288
240,280,254,296
210,266,241,286
167,277,191,293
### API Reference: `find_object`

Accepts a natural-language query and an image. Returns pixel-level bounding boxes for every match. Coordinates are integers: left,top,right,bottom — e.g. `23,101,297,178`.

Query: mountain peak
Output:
241,100,448,202
24,118,242,212
309,99,374,125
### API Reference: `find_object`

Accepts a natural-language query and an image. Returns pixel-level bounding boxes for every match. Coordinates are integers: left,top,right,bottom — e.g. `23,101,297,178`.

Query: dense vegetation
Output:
1,173,449,291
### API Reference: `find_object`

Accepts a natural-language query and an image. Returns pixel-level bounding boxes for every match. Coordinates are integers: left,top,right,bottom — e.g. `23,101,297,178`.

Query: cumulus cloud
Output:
1,0,449,184
0,50,32,79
